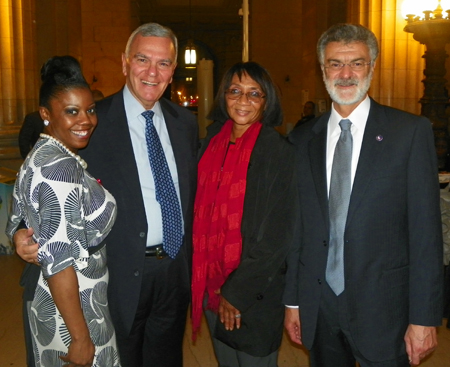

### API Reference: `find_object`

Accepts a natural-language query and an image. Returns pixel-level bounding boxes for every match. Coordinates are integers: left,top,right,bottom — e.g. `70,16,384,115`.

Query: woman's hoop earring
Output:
43,120,50,126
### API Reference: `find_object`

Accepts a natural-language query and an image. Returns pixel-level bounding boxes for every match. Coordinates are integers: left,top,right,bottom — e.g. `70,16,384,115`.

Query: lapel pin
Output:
376,135,383,142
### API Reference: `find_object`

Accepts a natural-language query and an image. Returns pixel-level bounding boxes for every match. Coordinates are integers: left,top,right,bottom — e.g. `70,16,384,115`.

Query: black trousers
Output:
310,283,409,367
116,253,190,367
21,263,40,367
444,265,450,327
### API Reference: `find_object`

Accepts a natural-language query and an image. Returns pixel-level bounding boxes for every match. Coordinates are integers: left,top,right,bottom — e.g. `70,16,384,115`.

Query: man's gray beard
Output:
323,70,373,105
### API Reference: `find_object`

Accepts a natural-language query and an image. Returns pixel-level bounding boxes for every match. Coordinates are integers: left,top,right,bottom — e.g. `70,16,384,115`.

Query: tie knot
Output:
142,110,155,121
339,119,352,131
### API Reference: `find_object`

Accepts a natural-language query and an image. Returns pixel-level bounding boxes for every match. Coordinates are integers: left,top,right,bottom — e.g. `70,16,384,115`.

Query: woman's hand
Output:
60,335,95,366
217,289,241,331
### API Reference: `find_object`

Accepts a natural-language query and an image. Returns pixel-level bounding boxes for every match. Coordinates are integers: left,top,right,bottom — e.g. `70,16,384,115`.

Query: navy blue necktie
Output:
142,110,183,259
326,119,352,295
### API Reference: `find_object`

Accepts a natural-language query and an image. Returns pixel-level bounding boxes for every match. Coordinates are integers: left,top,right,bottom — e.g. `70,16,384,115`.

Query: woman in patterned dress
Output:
6,56,120,366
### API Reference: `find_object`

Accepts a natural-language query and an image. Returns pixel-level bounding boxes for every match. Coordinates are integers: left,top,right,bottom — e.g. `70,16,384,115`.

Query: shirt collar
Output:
123,84,162,120
329,95,370,135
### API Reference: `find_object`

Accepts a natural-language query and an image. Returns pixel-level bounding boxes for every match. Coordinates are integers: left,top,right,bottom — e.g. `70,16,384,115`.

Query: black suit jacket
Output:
18,111,44,159
80,90,198,337
283,99,443,361
199,121,298,356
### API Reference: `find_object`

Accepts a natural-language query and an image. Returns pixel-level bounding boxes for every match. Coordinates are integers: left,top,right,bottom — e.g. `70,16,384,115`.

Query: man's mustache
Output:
334,78,359,87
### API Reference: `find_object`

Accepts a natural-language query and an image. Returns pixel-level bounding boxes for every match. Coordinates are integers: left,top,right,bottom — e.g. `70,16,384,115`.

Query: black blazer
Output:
283,99,443,362
199,121,298,357
18,111,44,159
80,91,198,337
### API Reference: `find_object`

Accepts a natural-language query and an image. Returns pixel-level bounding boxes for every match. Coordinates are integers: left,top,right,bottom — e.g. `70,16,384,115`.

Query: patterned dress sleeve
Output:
33,155,90,278
5,176,26,241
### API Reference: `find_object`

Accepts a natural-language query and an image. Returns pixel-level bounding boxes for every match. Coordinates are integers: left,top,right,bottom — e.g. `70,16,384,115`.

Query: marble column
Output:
0,0,38,160
0,0,136,161
197,59,213,139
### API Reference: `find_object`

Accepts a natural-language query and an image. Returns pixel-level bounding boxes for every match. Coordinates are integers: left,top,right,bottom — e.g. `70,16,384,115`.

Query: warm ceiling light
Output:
185,45,196,65
185,0,197,67
441,0,450,11
401,0,439,19
402,0,450,169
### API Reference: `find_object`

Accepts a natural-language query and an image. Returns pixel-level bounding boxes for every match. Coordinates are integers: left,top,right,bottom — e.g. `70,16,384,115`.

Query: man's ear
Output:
121,53,128,76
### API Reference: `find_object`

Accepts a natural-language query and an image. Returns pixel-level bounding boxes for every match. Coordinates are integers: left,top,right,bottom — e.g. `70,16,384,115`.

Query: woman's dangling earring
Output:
43,120,50,126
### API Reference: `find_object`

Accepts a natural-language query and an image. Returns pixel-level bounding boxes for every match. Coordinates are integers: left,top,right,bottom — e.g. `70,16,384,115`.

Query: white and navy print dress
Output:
6,135,120,367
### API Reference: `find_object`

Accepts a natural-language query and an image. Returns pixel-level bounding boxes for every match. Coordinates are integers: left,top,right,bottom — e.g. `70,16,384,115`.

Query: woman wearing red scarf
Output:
191,62,298,366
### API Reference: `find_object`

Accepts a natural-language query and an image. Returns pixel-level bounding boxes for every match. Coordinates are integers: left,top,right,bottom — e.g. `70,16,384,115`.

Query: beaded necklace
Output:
40,133,88,169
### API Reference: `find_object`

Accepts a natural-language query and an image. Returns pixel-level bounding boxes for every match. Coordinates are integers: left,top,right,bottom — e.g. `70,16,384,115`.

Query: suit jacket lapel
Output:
309,113,330,230
104,92,145,196
346,99,388,227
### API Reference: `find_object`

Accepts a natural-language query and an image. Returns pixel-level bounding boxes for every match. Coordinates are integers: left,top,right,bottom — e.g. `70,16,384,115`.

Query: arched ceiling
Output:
136,0,243,31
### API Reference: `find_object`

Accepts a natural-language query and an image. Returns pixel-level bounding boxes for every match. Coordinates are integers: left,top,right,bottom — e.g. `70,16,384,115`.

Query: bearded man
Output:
283,23,443,367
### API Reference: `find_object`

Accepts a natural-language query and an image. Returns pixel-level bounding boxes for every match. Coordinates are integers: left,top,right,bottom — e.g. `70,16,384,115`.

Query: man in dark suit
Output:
18,111,44,159
283,24,443,367
81,23,198,367
14,23,198,367
294,100,316,129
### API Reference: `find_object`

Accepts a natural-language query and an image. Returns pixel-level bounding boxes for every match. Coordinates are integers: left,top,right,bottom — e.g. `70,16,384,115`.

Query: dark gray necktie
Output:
326,119,352,295
142,110,183,259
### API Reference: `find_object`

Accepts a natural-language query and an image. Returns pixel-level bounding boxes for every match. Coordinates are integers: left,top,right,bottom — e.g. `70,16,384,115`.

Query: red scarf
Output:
191,119,262,339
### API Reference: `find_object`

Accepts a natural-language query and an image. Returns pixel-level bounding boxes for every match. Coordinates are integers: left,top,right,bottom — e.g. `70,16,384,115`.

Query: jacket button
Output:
317,279,322,285
323,240,327,246
139,232,146,238
134,270,139,277
256,293,264,300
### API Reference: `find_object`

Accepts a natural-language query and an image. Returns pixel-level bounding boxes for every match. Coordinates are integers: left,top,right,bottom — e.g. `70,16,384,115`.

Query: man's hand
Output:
217,291,241,331
284,307,302,345
404,324,437,365
14,228,38,264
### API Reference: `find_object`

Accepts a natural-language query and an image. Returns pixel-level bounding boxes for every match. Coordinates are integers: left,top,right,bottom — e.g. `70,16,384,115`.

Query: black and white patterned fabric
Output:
6,136,120,366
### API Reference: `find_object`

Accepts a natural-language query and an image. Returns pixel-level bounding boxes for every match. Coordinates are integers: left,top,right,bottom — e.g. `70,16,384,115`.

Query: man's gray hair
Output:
317,23,379,64
125,23,178,60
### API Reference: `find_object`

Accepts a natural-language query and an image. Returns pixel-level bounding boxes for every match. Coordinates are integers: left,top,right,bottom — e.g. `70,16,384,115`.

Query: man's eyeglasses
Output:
323,61,372,71
225,88,266,103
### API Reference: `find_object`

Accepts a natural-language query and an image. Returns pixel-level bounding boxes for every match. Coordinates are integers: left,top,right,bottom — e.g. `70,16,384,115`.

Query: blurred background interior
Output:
1,0,450,153
0,1,450,365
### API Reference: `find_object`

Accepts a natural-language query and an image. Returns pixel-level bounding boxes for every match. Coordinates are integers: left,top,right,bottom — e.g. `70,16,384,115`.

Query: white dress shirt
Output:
123,85,183,247
326,95,371,195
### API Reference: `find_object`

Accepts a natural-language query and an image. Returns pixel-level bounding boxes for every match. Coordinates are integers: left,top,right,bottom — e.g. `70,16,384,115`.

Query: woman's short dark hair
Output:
39,55,90,109
208,62,283,127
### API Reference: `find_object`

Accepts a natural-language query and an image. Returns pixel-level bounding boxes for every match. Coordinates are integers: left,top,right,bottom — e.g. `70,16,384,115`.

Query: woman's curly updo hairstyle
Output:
39,55,90,109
